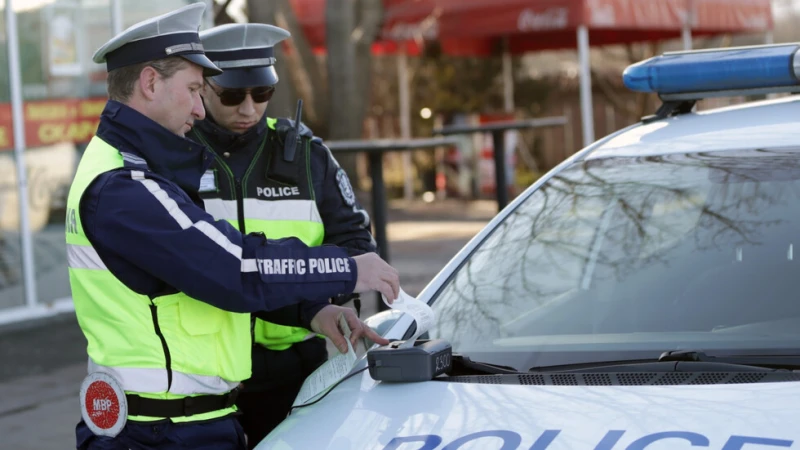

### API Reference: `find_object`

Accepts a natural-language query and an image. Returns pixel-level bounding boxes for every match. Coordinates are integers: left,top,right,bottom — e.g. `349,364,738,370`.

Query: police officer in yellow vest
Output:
188,23,380,446
69,4,398,449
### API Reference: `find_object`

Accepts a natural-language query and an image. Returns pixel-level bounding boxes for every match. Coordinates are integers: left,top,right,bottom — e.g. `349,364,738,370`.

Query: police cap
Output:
200,23,291,88
92,3,221,76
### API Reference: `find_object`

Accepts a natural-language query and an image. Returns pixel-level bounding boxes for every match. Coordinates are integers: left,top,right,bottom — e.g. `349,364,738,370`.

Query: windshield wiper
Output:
448,355,522,376
529,350,800,373
658,350,711,361
451,351,800,375
657,350,800,369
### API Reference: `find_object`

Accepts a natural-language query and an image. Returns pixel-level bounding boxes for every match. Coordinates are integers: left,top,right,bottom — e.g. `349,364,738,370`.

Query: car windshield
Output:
427,147,800,371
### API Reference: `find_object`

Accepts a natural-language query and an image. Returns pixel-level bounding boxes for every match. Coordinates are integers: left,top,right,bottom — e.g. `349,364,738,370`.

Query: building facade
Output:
0,0,213,323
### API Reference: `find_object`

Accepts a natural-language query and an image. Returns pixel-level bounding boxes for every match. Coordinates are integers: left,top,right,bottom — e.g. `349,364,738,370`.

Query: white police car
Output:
256,44,800,449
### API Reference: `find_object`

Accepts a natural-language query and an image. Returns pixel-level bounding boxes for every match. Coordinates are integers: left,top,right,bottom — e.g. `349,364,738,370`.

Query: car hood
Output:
255,368,800,449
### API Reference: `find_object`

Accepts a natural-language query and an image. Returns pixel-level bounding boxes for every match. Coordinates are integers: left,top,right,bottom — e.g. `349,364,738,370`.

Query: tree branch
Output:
214,0,235,25
275,0,328,130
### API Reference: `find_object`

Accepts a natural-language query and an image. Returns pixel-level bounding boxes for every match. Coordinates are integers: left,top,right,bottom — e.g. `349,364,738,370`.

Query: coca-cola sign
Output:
588,0,617,27
742,13,769,30
517,7,569,31
383,20,439,41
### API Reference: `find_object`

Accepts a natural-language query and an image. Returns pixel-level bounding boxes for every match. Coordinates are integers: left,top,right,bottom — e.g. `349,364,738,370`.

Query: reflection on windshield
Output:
429,148,800,369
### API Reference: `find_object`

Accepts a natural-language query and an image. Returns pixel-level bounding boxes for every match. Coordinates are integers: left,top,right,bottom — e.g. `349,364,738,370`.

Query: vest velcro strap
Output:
126,387,240,418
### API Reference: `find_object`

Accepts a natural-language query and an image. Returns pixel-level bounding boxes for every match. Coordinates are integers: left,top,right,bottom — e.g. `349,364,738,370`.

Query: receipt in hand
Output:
382,288,436,348
291,314,358,408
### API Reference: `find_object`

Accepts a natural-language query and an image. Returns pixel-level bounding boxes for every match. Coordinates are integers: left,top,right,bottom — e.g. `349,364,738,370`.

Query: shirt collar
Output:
194,109,268,151
96,100,212,194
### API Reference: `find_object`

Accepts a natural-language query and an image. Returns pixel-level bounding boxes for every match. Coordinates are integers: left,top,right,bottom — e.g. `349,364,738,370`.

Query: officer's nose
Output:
192,90,205,120
238,94,256,116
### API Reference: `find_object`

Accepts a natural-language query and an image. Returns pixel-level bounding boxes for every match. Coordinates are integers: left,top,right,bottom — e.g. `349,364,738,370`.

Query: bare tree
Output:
244,0,306,122
243,0,382,183
325,0,384,178
213,0,236,25
272,0,328,127
326,0,358,141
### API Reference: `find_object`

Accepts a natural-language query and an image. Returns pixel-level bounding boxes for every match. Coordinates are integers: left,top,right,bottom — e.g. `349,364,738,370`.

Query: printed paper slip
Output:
292,314,357,407
382,288,436,348
291,288,436,407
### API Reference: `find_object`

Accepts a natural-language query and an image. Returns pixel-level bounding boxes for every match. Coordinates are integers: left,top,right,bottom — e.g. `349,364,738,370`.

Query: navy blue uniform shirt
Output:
78,101,357,327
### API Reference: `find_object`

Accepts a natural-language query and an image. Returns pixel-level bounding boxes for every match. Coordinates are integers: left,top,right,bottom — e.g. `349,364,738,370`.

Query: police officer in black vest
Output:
188,23,379,447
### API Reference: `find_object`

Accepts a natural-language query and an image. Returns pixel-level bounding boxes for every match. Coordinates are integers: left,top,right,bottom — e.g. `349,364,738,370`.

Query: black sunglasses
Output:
211,85,275,106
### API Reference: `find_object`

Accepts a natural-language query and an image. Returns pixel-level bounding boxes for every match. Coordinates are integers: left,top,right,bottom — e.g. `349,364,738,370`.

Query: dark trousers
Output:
76,415,246,449
236,337,327,449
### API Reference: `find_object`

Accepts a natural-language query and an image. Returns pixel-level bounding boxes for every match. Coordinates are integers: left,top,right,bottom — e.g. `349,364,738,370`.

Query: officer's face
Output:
150,63,206,137
201,81,269,134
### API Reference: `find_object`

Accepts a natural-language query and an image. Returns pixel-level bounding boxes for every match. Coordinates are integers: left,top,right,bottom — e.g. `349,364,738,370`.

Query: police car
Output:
256,44,800,449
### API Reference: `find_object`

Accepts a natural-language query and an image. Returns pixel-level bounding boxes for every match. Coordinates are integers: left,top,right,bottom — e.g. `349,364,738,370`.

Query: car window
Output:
427,147,800,371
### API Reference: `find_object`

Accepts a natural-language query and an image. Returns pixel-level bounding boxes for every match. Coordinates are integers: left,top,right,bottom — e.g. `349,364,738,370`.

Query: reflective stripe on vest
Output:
66,136,250,422
67,244,107,270
195,118,326,350
88,358,239,396
204,198,323,224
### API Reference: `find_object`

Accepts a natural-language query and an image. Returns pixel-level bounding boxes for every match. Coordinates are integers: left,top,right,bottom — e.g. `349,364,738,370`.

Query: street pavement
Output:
0,198,496,449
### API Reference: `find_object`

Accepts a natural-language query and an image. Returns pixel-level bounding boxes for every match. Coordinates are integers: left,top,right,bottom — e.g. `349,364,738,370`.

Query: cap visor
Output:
209,66,278,89
181,53,223,77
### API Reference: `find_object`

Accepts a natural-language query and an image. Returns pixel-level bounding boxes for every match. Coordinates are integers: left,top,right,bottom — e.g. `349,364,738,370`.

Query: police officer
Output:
189,23,379,446
69,4,398,449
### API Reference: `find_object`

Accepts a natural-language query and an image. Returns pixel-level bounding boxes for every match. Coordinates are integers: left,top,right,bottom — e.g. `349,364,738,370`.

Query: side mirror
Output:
363,309,405,337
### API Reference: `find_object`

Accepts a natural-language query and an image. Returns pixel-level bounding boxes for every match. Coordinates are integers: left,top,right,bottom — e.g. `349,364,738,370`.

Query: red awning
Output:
291,0,772,55
384,0,773,37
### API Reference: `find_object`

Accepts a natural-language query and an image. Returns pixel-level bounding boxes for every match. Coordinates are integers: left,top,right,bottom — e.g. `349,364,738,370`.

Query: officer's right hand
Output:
310,304,390,353
352,253,400,303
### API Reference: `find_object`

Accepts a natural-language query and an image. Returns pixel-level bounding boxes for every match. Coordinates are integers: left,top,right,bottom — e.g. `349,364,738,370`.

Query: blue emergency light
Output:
622,44,800,100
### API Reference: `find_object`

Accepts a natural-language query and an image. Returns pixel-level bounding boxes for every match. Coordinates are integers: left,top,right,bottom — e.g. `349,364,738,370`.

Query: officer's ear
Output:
138,66,159,101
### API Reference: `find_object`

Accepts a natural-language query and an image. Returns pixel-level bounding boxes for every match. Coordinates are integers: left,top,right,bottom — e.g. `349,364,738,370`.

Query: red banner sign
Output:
0,97,107,151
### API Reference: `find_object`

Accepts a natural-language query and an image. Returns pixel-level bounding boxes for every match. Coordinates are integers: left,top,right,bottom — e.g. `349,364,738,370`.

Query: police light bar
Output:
622,44,800,101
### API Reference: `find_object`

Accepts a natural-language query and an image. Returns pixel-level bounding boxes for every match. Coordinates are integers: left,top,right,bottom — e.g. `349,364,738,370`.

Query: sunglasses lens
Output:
219,90,247,106
217,86,275,106
250,87,275,103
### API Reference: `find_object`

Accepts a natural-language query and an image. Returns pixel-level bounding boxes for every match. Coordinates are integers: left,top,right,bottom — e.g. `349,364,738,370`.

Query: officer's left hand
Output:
310,305,389,353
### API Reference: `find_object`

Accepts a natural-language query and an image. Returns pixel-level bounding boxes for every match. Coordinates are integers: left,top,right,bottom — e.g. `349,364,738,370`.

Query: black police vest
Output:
191,118,324,242
190,118,325,350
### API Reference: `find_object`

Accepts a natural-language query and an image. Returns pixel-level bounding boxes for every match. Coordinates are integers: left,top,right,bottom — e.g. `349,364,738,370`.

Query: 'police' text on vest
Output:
257,186,300,198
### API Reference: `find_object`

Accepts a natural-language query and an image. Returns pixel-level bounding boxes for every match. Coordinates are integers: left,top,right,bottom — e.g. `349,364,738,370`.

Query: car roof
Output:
586,95,800,160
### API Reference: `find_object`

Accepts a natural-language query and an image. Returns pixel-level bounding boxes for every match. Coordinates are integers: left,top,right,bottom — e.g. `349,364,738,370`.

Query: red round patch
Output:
84,380,120,430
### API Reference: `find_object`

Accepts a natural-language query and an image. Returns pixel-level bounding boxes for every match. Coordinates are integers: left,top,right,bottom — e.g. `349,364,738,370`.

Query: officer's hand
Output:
352,253,400,303
310,305,390,353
